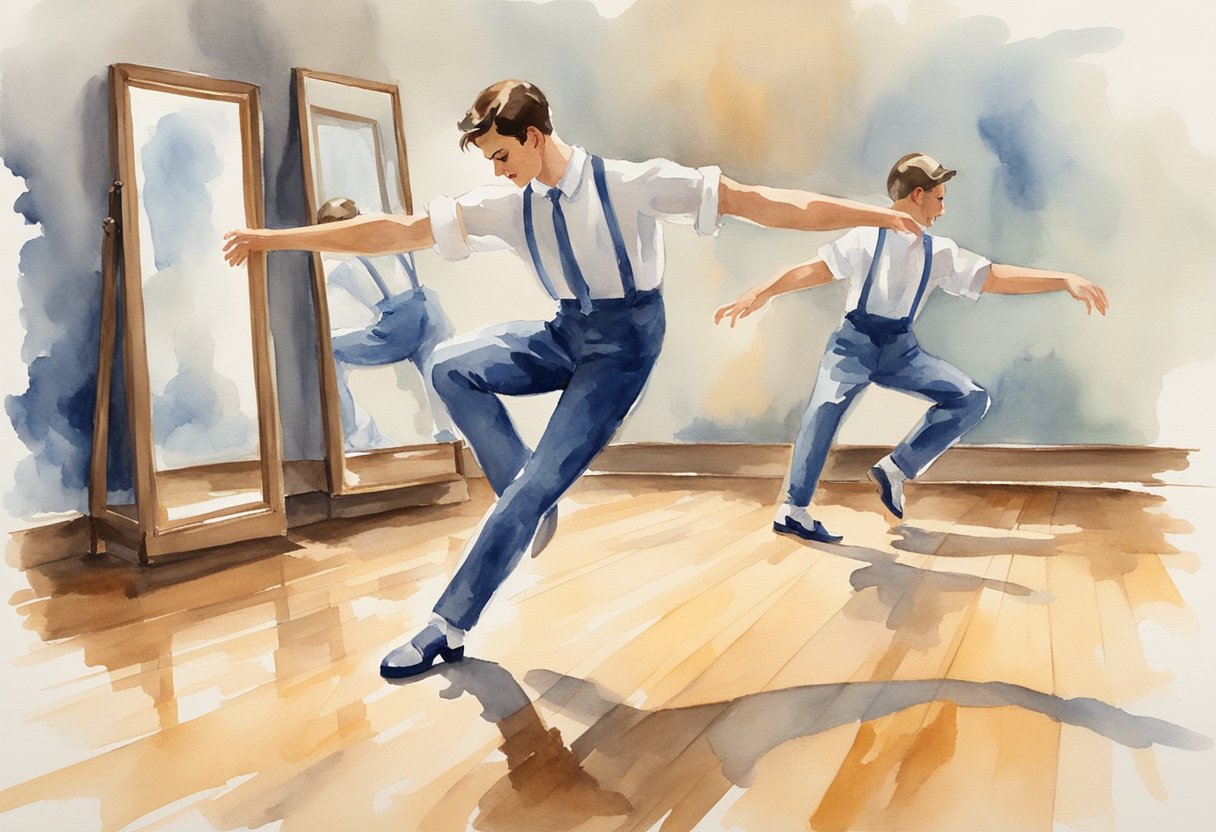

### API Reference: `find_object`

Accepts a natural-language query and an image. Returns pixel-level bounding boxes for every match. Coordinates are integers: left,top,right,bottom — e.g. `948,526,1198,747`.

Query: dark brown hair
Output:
458,80,552,151
887,153,956,200
317,196,358,224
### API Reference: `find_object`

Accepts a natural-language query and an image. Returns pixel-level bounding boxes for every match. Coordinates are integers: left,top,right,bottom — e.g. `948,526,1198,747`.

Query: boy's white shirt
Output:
426,146,722,298
819,227,991,320
321,255,419,333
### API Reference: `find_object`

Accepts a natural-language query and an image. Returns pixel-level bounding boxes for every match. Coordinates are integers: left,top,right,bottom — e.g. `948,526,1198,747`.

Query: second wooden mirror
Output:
294,68,464,497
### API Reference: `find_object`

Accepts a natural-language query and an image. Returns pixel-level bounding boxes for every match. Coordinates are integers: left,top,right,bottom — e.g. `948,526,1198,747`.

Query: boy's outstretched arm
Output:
223,214,436,268
982,264,1110,316
715,259,835,327
719,176,922,236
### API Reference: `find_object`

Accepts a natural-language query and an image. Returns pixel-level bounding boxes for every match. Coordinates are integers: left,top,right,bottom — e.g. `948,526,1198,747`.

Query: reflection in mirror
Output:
316,208,456,452
130,86,266,524
91,64,285,562
297,70,463,495
313,109,393,213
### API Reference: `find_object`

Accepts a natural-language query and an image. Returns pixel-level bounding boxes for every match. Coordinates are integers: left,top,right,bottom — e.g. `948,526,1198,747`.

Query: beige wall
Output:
3,0,1214,517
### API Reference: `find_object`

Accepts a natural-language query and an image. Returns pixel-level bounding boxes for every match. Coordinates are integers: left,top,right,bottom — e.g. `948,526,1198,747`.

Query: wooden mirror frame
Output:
90,63,286,563
294,67,464,497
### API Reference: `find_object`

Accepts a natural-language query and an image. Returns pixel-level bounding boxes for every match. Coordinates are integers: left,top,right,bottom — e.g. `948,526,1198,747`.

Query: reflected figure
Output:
317,197,457,450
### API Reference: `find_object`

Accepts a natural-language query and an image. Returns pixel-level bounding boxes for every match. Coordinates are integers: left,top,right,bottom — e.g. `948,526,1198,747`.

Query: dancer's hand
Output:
1065,275,1109,316
223,228,271,267
714,289,767,327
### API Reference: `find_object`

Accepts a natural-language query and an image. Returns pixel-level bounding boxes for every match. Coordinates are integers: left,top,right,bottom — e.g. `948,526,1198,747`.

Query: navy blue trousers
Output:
431,291,665,630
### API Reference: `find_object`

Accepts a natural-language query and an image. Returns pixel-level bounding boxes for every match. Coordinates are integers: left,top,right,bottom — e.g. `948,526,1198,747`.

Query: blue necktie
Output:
547,188,593,313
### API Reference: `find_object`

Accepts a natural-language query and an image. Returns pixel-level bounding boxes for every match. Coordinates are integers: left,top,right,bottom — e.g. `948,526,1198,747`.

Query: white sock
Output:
878,455,907,484
876,456,907,509
429,613,465,648
776,502,814,526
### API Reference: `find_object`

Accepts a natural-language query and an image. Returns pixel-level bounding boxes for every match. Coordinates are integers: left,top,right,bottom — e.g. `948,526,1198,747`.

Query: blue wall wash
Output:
3,0,1215,517
2,0,390,516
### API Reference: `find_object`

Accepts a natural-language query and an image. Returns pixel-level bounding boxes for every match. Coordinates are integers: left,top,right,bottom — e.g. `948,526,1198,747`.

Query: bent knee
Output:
429,343,480,389
962,385,991,420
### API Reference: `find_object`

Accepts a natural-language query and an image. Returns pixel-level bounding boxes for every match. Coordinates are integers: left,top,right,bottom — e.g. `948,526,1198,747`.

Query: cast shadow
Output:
781,537,1042,652
411,658,1211,832
890,488,1194,588
425,658,632,831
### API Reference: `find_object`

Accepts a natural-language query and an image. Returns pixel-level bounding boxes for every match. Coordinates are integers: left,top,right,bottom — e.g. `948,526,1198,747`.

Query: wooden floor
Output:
1,475,1214,831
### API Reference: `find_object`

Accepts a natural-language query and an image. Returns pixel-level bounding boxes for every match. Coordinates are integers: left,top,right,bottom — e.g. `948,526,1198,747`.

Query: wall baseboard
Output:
10,445,1201,571
9,473,469,572
463,443,1200,486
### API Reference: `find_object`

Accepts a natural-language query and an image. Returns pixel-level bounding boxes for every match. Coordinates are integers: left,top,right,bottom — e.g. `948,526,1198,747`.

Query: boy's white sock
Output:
429,613,465,648
877,455,907,507
878,455,907,482
775,502,814,526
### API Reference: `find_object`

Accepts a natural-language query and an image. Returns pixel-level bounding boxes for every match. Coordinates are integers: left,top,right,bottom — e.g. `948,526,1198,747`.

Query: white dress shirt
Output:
427,146,721,298
322,254,414,332
819,227,992,320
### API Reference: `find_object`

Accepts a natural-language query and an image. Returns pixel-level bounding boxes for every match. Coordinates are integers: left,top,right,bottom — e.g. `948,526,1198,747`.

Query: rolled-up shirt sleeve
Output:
693,165,722,237
625,159,723,237
427,185,520,261
427,194,470,261
937,239,991,300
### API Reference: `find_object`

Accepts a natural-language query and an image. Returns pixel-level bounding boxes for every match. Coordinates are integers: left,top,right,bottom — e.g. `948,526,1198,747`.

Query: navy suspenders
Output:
854,228,933,323
357,254,423,300
590,155,637,302
356,256,393,300
522,186,562,301
906,233,934,321
855,228,888,315
522,155,636,306
395,252,422,292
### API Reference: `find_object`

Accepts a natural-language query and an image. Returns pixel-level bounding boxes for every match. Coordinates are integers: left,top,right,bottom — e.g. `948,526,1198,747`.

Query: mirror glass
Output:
128,85,265,526
299,73,457,474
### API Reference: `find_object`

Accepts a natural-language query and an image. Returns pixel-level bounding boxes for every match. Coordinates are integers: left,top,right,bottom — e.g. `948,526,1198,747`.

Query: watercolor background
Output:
0,2,1214,830
1,0,1214,523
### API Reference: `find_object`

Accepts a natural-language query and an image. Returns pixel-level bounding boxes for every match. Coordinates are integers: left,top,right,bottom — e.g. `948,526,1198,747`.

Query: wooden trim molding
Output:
461,443,1202,487
26,444,1203,571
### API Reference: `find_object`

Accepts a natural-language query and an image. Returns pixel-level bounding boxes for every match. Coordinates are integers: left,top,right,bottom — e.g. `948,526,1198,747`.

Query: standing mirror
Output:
294,68,463,496
91,64,285,563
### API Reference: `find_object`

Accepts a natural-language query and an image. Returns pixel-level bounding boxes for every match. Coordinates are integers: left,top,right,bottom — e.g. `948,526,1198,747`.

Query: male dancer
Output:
715,152,1108,542
224,80,921,677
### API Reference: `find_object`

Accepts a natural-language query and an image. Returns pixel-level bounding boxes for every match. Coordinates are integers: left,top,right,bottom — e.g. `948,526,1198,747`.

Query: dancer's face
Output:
912,184,947,227
475,125,544,188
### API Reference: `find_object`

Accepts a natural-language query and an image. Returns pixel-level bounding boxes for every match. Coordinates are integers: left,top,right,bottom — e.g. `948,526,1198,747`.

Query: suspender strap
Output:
855,227,886,314
521,157,638,306
522,184,561,301
590,155,636,300
394,252,422,292
854,229,934,322
356,256,393,301
905,233,933,322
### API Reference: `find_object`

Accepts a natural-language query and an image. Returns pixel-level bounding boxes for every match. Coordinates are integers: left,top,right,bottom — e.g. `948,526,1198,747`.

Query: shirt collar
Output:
543,145,588,200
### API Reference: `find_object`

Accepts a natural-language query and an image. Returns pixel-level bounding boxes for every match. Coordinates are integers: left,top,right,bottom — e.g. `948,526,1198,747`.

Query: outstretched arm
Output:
714,259,835,327
719,176,922,236
222,214,436,268
982,264,1109,316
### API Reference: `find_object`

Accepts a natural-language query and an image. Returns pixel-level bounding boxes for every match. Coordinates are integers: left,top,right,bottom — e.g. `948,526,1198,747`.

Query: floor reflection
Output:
0,478,1210,831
